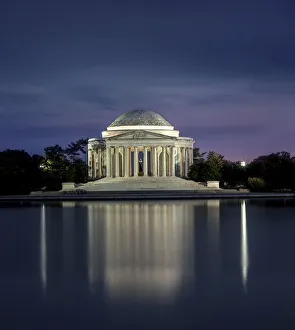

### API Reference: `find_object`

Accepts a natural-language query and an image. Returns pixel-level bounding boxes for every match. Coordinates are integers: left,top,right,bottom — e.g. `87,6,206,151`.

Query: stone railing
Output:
206,181,220,188
62,182,76,190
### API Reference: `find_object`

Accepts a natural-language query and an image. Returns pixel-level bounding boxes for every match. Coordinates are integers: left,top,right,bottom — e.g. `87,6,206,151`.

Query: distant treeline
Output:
188,149,295,192
0,139,294,194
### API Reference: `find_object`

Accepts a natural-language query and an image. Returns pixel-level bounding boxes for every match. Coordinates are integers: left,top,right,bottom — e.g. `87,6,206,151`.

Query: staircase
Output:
80,177,213,191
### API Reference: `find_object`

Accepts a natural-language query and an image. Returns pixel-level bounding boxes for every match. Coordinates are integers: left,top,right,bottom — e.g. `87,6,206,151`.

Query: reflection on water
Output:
207,200,220,275
39,199,249,301
241,200,249,291
88,202,195,301
40,204,47,292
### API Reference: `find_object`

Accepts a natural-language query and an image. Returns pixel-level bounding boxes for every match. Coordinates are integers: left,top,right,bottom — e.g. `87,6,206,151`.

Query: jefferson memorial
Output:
81,109,216,191
87,109,193,178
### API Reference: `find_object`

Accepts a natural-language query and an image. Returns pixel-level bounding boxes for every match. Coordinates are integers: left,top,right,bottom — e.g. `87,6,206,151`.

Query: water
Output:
0,199,295,329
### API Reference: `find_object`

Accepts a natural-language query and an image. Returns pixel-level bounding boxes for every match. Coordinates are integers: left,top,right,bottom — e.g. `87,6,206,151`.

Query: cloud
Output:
68,85,118,108
183,124,266,139
0,89,44,108
247,80,295,96
10,125,93,139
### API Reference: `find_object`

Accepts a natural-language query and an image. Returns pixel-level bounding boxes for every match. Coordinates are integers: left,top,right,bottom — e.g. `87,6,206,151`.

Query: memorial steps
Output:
79,176,215,191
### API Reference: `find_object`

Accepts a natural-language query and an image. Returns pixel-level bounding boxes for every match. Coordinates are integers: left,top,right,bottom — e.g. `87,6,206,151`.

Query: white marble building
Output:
87,109,194,179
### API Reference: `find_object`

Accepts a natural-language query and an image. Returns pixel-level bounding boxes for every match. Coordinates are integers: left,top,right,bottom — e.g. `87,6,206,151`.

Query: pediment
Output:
107,130,175,141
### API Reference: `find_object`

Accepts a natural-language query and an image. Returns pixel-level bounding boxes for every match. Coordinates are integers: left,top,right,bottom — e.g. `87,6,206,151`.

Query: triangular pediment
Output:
107,130,175,141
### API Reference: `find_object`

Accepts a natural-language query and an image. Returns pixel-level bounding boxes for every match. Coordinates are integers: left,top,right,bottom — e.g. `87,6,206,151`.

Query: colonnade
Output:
104,145,193,178
88,147,105,179
88,145,193,179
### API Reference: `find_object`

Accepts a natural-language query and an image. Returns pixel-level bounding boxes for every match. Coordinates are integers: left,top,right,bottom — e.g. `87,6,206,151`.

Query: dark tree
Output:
188,148,206,181
189,150,224,182
223,161,247,187
193,148,207,164
0,149,43,194
247,152,295,190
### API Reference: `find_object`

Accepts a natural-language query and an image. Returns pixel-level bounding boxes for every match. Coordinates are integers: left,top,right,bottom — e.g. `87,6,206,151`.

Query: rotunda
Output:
87,109,194,179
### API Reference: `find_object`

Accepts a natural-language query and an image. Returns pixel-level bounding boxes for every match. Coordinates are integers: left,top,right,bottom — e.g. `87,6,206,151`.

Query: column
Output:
153,146,157,177
181,147,186,177
106,147,111,178
134,147,138,177
88,150,92,178
144,147,148,176
130,148,132,175
183,148,186,177
92,151,96,178
186,147,189,176
184,148,188,177
178,147,181,177
124,147,129,177
171,146,175,177
162,146,166,177
115,147,120,177
101,149,105,177
96,149,99,178
98,149,102,178
150,147,154,175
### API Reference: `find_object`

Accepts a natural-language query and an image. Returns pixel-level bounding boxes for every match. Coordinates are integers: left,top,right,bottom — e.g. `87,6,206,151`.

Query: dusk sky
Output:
1,0,294,161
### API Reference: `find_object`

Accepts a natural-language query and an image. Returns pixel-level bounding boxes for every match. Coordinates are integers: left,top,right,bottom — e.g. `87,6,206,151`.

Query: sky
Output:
0,0,294,161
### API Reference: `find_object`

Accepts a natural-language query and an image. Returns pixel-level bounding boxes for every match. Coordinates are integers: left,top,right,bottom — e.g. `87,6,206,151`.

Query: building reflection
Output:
39,199,249,298
86,201,197,301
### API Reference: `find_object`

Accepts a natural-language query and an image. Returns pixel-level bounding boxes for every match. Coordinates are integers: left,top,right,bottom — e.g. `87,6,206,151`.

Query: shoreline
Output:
0,191,294,202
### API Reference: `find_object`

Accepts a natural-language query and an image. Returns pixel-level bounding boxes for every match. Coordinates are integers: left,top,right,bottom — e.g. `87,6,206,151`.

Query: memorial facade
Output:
87,109,194,179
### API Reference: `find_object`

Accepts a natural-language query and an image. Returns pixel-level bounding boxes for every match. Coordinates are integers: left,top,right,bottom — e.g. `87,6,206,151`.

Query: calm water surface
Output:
0,199,295,329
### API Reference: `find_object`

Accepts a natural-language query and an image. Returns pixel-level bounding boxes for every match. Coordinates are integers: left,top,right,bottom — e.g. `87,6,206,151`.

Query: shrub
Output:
247,177,266,192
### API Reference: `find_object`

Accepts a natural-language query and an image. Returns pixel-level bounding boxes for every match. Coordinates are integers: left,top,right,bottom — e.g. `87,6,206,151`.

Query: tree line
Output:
0,140,295,194
188,149,295,192
0,138,88,195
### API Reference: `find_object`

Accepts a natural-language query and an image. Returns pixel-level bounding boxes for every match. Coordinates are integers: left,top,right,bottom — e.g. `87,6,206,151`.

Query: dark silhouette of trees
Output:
0,150,44,194
188,148,206,182
64,138,88,162
188,150,224,182
193,148,207,163
223,160,247,186
0,138,88,195
247,152,295,191
188,149,295,191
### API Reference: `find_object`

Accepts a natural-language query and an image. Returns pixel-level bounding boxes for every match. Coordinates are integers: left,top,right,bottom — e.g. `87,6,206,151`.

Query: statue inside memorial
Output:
139,158,143,173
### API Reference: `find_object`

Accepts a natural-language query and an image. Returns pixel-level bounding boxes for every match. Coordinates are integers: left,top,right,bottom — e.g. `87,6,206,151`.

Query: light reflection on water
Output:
98,202,194,302
241,200,249,292
39,200,248,302
40,204,47,293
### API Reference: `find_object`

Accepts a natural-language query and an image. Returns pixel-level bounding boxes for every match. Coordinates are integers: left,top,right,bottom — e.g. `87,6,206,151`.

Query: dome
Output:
109,109,172,127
